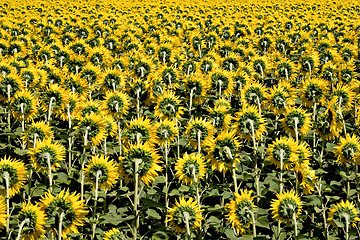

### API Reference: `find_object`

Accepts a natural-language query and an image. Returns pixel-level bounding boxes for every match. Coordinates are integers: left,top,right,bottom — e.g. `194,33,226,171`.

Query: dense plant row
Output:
0,0,360,239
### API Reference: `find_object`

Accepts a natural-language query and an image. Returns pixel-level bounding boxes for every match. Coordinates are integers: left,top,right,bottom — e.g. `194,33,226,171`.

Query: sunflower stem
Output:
183,211,191,237
20,102,25,132
312,101,317,149
46,152,53,193
293,213,298,236
285,67,289,81
104,138,107,156
189,87,195,121
16,218,30,240
3,172,10,233
164,140,169,226
118,121,122,156
27,169,33,203
247,209,256,237
58,212,65,240
48,97,55,124
294,117,299,143
175,118,180,159
197,130,201,155
344,213,350,240
133,158,142,240
306,61,312,79
338,97,347,135
280,149,284,193
7,85,11,145
136,88,141,118
249,120,260,200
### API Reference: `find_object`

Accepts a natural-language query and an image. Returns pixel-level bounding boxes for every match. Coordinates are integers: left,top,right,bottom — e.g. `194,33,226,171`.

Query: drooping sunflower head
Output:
280,106,312,137
300,78,329,107
297,165,317,195
100,68,126,92
41,83,70,117
209,69,234,96
270,190,303,223
184,74,210,105
76,113,107,146
119,142,162,185
22,121,54,147
267,137,298,170
0,73,24,102
327,200,360,229
76,99,101,119
330,84,355,111
154,90,184,120
334,134,360,165
153,119,179,146
0,156,27,197
185,117,215,149
266,85,294,116
235,105,267,141
40,189,89,238
101,91,130,118
103,228,126,240
214,97,231,111
208,129,241,173
175,152,207,185
85,155,119,191
241,81,267,109
102,115,117,137
315,106,343,140
28,138,66,174
165,197,204,234
275,59,298,82
18,202,46,240
208,105,232,129
225,189,256,235
10,89,38,122
123,117,155,145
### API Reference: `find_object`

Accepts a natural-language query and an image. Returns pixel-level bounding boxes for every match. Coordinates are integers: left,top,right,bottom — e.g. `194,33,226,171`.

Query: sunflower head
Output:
85,155,119,191
225,189,256,235
11,89,38,122
103,228,126,240
270,190,303,223
0,196,8,230
267,137,298,170
185,117,214,149
153,119,179,146
175,153,207,185
18,202,46,240
123,117,155,145
165,197,204,234
328,200,360,229
101,91,130,118
154,90,184,120
0,156,27,197
281,106,312,137
334,134,360,165
235,105,267,141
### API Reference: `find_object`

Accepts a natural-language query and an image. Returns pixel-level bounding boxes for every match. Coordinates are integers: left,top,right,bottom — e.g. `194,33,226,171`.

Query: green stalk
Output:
293,213,298,237
133,159,142,240
58,212,65,240
183,211,191,237
16,218,30,240
3,172,10,234
344,213,349,240
164,139,169,226
46,152,53,193
248,209,256,237
197,130,201,155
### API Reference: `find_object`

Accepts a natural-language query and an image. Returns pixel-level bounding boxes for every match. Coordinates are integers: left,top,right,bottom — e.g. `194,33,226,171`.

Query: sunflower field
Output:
1,0,360,239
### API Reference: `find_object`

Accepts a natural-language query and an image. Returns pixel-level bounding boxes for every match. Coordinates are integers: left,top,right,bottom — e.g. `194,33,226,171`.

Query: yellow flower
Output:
241,81,267,109
0,73,24,102
101,91,130,118
267,137,298,170
154,90,184,120
266,84,295,116
165,197,204,234
123,117,155,145
153,119,179,146
208,106,232,129
41,83,70,118
235,105,267,141
270,190,302,223
75,113,107,146
225,189,256,235
28,138,66,174
209,69,234,96
119,142,162,185
0,156,27,197
11,89,38,122
175,153,207,185
208,129,241,173
300,78,329,107
334,134,360,165
280,106,312,137
103,228,125,240
21,121,54,147
185,117,214,150
85,155,119,191
40,189,89,238
327,200,360,229
18,202,47,240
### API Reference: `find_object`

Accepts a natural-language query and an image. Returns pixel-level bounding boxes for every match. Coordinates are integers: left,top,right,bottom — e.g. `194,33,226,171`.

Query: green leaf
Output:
152,231,169,240
256,215,270,229
224,228,238,240
141,198,166,209
146,209,161,219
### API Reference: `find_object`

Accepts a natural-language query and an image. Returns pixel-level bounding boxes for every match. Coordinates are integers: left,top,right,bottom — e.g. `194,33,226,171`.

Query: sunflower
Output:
40,189,89,238
119,142,162,185
330,84,355,111
208,129,241,173
280,106,312,138
75,113,107,146
297,166,317,195
209,69,234,96
58,92,81,123
76,99,101,119
165,197,204,234
235,105,267,141
266,85,295,116
270,190,303,223
17,202,46,240
21,121,54,147
225,189,256,235
334,134,360,165
41,83,70,118
103,115,117,137
185,117,214,150
153,119,179,146
28,138,66,174
299,52,320,77
0,73,24,102
214,97,232,111
300,78,329,107
10,89,38,122
85,155,119,191
154,90,184,120
0,196,8,230
327,200,360,229
184,74,210,105
251,55,270,79
267,137,298,170
175,153,206,185
101,91,130,118
103,228,126,240
315,107,343,140
241,81,267,110
100,68,125,92
292,141,312,172
275,58,298,82
62,73,89,99
123,117,155,145
0,156,27,197
208,105,232,129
